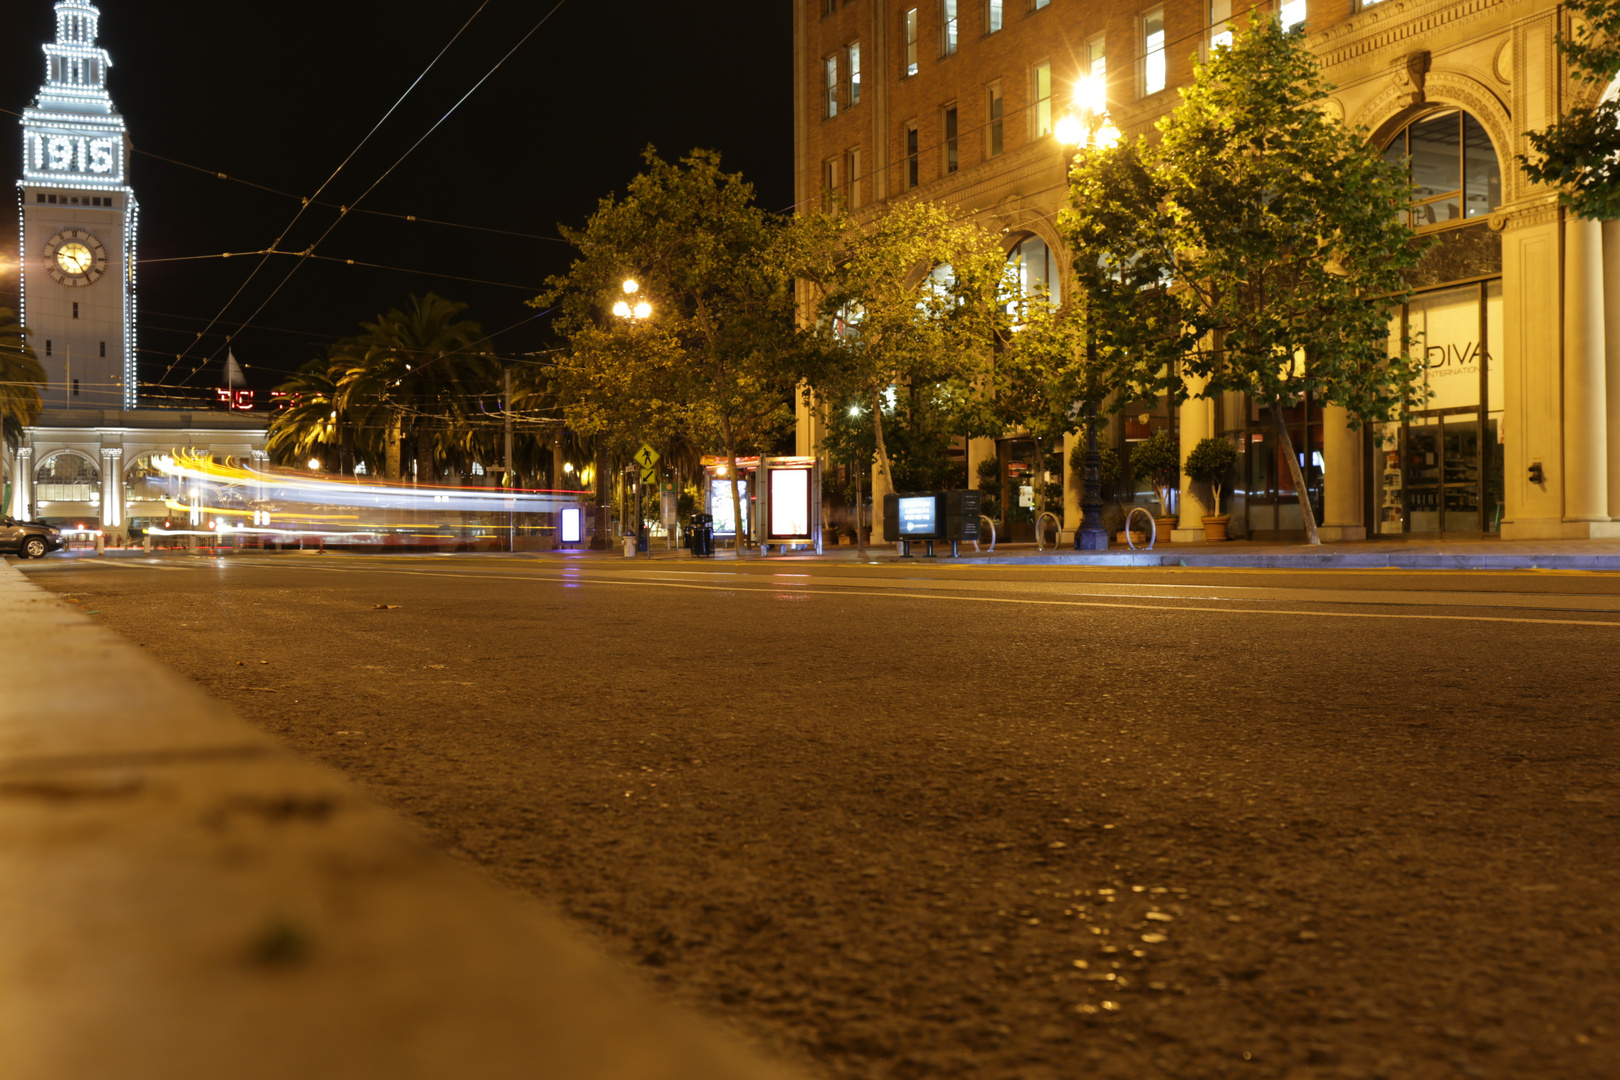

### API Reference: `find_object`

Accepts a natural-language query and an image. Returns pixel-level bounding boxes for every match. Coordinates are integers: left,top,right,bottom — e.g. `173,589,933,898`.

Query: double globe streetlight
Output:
612,278,652,322
1056,74,1120,551
610,279,653,551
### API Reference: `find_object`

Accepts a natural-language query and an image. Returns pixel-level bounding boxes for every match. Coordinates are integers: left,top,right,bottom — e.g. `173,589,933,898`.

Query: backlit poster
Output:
710,478,749,536
897,495,936,536
560,506,582,543
769,469,811,538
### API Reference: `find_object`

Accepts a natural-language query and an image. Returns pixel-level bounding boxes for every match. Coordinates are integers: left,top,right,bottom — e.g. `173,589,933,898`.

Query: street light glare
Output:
1074,74,1107,117
308,459,321,470
1055,113,1085,148
1096,121,1122,148
622,279,639,294
612,301,632,318
632,301,652,319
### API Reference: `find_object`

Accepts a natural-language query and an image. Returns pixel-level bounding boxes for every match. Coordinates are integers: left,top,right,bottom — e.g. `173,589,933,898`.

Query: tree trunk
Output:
591,440,609,549
722,416,747,560
852,452,866,558
416,440,435,486
385,416,402,482
870,389,897,494
1271,394,1320,546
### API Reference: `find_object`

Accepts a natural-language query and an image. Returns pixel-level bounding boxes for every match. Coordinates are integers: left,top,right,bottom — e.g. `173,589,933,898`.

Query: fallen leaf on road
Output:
373,604,402,610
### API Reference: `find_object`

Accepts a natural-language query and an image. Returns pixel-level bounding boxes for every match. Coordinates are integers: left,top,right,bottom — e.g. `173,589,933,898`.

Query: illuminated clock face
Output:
43,228,109,287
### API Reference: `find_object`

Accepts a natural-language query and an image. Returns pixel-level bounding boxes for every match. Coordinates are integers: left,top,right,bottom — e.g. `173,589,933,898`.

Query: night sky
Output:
1,0,794,400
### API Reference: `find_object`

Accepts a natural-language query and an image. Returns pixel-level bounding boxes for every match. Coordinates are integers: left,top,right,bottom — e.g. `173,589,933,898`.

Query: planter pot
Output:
1116,531,1148,546
1202,515,1231,542
1155,516,1178,540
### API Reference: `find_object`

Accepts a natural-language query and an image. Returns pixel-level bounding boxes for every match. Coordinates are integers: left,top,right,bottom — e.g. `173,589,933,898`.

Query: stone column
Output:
1564,214,1610,527
1061,431,1082,534
1318,405,1366,542
1604,219,1620,520
13,447,33,520
1173,386,1212,542
100,448,123,531
966,436,996,498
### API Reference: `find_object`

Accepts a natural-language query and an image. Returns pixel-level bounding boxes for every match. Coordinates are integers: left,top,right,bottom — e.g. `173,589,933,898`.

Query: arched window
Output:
124,452,174,505
35,452,99,503
1006,235,1060,308
1383,110,1501,229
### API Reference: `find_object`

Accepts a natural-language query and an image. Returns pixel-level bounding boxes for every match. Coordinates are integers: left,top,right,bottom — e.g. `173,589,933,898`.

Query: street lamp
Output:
1061,75,1120,552
610,279,653,551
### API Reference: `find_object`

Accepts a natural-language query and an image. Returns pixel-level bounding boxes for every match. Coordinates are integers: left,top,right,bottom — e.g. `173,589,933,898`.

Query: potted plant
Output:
1183,436,1239,541
1130,429,1181,537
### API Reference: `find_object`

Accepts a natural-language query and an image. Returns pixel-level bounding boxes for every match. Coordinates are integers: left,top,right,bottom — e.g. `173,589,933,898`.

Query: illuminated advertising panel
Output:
897,495,937,537
710,479,749,535
560,507,582,543
768,469,811,538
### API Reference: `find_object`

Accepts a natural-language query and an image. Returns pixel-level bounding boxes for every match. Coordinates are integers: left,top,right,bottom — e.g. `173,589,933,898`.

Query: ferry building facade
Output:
5,0,265,533
793,0,1620,541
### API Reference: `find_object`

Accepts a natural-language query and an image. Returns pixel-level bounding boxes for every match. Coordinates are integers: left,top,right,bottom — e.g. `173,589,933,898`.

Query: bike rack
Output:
972,515,997,553
1124,506,1157,551
1035,511,1062,551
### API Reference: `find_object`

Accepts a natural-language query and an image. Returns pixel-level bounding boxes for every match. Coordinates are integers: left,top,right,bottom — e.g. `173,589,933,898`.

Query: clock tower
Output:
17,0,138,410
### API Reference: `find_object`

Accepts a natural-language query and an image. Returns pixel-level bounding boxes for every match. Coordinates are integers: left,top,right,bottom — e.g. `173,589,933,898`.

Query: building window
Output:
1033,62,1053,137
1007,234,1061,310
825,157,842,209
825,55,839,118
1142,9,1167,95
1032,0,1049,9
100,341,106,358
906,124,921,188
988,0,1003,33
905,8,920,75
1383,110,1502,229
73,379,80,397
45,341,52,357
988,83,1004,156
1209,0,1233,51
72,302,79,319
941,0,958,55
848,41,862,105
823,0,837,15
944,106,960,173
1086,35,1107,103
847,147,863,208
1280,0,1306,31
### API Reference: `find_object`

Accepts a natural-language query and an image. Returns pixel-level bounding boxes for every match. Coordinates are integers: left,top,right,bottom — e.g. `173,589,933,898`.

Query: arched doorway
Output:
33,451,101,523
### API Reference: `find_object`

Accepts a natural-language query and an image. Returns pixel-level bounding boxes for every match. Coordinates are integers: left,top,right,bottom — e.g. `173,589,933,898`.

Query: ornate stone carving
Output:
1391,50,1431,109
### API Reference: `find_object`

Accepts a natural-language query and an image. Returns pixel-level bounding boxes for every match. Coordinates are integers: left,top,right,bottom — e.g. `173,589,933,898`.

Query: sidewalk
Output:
0,560,798,1080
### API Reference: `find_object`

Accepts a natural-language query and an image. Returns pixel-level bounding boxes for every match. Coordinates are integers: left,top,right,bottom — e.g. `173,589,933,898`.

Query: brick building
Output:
792,0,1620,542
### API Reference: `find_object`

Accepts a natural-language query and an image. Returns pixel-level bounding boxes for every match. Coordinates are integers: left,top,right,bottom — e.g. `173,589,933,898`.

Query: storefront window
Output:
35,451,99,504
1006,235,1060,311
1375,279,1504,534
1216,394,1321,539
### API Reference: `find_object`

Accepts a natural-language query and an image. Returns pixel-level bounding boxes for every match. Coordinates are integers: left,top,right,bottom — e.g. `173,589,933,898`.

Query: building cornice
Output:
1315,0,1514,70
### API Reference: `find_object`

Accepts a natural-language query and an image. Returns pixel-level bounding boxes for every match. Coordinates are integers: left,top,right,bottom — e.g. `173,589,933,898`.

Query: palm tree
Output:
335,294,496,483
266,357,339,468
1,307,46,438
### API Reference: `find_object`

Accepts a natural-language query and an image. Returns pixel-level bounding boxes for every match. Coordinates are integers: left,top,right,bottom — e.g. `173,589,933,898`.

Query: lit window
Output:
1280,0,1306,31
1209,0,1232,51
849,41,862,105
1007,235,1061,313
988,83,1004,157
1087,35,1107,104
905,8,920,75
1034,63,1052,137
907,124,920,188
847,147,862,208
1143,9,1166,95
825,55,839,118
824,157,842,209
988,0,1003,32
945,106,959,173
1032,0,1049,9
942,0,958,55
471,462,486,476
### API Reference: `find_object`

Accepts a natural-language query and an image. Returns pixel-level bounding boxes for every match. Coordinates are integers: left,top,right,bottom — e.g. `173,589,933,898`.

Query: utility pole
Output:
504,365,516,553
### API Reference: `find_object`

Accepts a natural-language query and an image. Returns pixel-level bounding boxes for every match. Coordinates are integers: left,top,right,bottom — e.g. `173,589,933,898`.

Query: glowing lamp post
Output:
1062,76,1120,552
601,279,653,550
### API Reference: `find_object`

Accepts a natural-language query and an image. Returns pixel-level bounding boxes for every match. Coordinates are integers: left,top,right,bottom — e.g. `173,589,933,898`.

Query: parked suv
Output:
0,517,63,559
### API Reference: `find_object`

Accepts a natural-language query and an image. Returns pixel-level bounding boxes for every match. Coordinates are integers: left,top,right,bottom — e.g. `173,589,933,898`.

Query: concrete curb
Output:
0,562,799,1080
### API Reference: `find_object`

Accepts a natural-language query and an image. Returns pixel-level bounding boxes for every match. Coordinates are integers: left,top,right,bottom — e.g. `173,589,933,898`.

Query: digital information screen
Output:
768,469,811,538
560,506,582,543
710,479,749,535
897,495,937,537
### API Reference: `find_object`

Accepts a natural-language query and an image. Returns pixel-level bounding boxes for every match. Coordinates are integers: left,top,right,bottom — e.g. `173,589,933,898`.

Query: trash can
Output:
689,513,714,557
636,526,649,554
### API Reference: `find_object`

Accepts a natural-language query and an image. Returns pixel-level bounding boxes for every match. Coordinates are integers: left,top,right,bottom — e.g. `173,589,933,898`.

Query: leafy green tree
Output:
537,149,803,556
0,308,46,457
1183,435,1239,517
1063,14,1424,545
1520,0,1620,218
1131,429,1181,518
797,199,1008,511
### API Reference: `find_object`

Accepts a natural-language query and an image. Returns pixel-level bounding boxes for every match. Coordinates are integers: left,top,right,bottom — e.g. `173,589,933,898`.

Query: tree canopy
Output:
1062,14,1424,543
1520,0,1620,219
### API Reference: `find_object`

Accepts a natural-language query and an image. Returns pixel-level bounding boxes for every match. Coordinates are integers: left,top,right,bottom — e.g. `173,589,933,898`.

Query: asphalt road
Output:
18,552,1620,1080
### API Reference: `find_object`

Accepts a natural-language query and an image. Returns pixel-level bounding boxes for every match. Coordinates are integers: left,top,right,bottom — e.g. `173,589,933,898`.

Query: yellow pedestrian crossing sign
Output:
634,444,660,470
